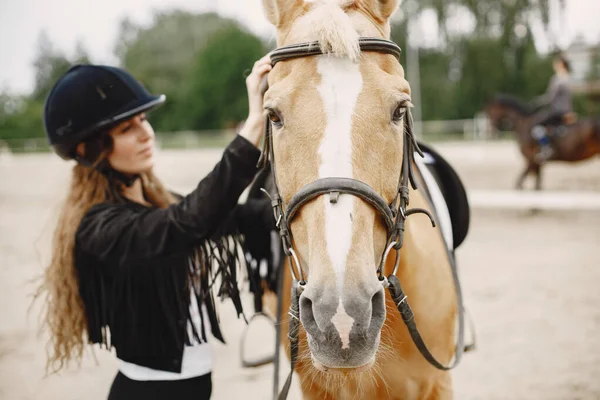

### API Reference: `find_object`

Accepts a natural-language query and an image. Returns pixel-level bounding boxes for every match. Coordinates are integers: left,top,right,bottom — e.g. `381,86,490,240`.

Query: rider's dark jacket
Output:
74,135,272,372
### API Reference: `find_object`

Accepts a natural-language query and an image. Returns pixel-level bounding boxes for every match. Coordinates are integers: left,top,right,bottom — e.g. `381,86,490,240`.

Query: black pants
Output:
108,371,212,400
531,109,564,127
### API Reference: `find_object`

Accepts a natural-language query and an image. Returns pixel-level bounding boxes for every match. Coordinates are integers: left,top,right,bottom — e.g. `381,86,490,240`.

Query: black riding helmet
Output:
44,64,165,160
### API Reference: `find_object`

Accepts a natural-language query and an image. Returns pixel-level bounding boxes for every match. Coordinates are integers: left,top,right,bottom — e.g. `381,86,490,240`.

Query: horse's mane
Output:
489,93,534,116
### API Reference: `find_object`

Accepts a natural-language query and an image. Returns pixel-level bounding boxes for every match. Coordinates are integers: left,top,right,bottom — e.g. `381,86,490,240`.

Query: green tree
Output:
115,11,236,95
577,47,600,115
412,0,558,49
0,96,45,141
114,11,241,131
0,33,92,142
390,1,559,121
31,31,73,102
418,49,459,120
178,24,266,130
73,39,92,65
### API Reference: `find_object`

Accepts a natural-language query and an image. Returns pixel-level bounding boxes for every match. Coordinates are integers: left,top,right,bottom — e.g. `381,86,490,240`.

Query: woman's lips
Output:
139,146,153,156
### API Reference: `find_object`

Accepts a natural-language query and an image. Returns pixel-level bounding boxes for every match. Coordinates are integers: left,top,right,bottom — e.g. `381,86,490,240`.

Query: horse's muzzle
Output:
299,285,386,370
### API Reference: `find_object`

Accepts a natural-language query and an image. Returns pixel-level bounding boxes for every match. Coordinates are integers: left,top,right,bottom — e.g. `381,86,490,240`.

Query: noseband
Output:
258,38,468,400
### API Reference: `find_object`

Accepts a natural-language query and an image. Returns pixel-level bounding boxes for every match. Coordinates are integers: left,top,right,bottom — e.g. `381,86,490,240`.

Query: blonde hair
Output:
35,156,175,374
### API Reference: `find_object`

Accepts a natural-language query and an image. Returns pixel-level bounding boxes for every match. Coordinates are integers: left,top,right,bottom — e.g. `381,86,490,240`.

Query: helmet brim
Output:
106,94,166,127
52,94,166,160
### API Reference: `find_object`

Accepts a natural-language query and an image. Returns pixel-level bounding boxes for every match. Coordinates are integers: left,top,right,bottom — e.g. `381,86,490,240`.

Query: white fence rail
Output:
416,113,492,141
0,116,496,154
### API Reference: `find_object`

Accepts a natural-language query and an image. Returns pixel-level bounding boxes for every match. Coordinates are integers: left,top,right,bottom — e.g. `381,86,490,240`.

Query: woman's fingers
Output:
246,60,272,94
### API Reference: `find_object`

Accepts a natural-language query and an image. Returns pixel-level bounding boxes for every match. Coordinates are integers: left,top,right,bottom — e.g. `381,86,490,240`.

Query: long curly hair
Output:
34,133,175,374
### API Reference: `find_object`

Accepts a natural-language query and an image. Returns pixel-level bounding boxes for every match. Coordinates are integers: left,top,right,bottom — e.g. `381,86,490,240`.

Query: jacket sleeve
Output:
76,135,261,265
212,198,275,237
534,76,559,107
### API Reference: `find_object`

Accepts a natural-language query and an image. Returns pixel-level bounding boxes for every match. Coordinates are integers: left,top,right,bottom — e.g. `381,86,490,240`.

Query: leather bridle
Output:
257,37,469,400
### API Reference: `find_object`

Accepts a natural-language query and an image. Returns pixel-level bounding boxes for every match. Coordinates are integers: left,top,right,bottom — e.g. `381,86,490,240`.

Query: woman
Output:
36,55,274,399
530,53,573,161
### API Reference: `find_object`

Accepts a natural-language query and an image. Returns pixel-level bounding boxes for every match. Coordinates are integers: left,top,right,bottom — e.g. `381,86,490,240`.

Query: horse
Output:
245,1,471,399
485,93,600,190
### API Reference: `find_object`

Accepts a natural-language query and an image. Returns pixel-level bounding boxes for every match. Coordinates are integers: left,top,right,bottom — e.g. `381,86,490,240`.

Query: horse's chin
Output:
311,355,376,375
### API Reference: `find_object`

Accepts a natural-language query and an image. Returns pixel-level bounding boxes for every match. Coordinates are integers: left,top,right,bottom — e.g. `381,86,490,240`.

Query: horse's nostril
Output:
370,288,386,330
299,295,321,336
300,295,313,318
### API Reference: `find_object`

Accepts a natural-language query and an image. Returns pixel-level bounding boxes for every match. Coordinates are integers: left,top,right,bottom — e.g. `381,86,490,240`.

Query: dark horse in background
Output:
485,94,600,190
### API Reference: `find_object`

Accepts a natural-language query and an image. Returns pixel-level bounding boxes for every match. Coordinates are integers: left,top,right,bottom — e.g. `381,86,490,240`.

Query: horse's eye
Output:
392,104,407,123
268,109,283,127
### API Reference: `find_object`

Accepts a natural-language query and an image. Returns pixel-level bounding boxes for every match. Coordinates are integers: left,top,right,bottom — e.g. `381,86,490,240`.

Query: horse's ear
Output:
363,0,401,21
262,0,305,27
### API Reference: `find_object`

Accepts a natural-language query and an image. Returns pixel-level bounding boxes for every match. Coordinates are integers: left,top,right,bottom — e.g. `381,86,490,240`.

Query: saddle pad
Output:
416,142,470,250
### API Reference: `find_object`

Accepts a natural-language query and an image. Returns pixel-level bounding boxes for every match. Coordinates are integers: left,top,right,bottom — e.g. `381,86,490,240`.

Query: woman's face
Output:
553,58,566,74
107,113,156,174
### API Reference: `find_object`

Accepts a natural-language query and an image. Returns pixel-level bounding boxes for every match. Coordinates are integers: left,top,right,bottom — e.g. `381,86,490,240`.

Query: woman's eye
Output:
121,125,132,133
392,105,407,123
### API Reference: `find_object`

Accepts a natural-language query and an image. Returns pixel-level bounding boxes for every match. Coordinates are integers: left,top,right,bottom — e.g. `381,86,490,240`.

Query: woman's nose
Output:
135,119,153,141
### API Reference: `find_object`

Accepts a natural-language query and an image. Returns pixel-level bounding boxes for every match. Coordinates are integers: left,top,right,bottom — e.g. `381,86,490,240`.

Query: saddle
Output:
416,142,470,250
544,116,577,140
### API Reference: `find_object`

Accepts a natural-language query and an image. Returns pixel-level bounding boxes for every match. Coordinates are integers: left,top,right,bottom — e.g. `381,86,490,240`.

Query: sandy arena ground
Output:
1,140,599,400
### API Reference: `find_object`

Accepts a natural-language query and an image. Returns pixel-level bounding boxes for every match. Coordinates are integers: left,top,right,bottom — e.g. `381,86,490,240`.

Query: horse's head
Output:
262,0,409,373
485,93,532,130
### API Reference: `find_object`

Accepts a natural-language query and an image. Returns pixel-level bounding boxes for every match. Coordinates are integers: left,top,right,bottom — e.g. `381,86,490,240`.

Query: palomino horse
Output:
246,1,470,399
485,94,600,190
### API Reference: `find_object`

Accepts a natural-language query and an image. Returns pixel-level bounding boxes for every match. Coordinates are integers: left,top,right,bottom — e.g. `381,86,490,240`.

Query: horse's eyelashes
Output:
392,105,407,123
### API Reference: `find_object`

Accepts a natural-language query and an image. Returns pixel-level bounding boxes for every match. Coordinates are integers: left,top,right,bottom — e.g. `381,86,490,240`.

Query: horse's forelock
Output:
293,0,361,61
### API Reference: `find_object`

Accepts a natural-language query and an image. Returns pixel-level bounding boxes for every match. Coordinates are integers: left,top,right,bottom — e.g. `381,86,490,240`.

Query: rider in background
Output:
530,53,573,161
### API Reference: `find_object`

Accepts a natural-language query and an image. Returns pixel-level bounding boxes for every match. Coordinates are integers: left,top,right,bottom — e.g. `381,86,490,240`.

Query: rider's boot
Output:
532,125,554,162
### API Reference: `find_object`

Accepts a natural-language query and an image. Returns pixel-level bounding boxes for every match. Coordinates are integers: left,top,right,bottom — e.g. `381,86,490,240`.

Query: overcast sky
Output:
0,0,598,95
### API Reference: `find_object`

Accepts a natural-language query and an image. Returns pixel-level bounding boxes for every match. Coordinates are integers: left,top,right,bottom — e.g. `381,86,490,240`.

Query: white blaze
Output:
316,55,363,347
331,300,354,349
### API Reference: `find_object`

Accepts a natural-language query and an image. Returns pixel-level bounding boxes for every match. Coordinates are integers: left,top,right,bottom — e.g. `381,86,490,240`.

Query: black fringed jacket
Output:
74,135,270,373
